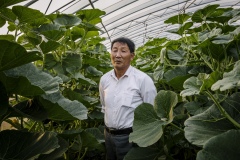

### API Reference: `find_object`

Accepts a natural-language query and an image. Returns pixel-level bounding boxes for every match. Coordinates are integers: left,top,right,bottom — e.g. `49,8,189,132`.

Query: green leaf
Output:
83,55,101,66
36,24,65,41
86,66,103,76
153,66,164,81
129,103,166,147
0,16,5,27
39,40,60,54
0,81,8,116
180,76,201,97
88,110,104,120
200,71,220,92
184,92,240,146
68,71,97,85
58,130,83,140
80,130,104,151
13,100,48,121
164,66,192,90
85,127,104,143
77,9,105,22
63,88,91,107
0,63,62,96
0,40,41,71
154,90,178,120
0,35,15,41
41,30,65,41
85,30,99,38
212,34,234,44
0,130,59,160
37,24,60,32
177,22,193,35
54,14,81,27
164,14,190,24
197,130,240,160
0,0,27,8
184,101,209,116
37,136,68,160
124,146,161,160
192,4,220,22
12,6,45,24
167,49,185,61
63,53,82,73
0,8,16,23
38,91,88,120
71,26,85,40
211,60,240,91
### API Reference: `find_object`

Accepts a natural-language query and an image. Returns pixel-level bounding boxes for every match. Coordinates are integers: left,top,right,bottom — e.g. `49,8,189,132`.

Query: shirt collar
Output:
111,65,133,79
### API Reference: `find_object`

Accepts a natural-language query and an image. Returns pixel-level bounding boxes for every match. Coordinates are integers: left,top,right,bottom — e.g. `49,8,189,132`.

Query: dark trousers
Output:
104,128,133,160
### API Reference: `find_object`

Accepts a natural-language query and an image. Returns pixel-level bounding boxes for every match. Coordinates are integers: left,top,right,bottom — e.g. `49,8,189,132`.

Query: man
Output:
99,37,157,160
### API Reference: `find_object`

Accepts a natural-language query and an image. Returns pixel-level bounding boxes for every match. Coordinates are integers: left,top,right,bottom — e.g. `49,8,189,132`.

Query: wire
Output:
88,0,111,42
45,0,53,14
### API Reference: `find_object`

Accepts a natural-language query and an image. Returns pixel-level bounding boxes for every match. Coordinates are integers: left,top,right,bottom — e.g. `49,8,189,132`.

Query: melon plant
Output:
125,4,240,160
0,0,111,159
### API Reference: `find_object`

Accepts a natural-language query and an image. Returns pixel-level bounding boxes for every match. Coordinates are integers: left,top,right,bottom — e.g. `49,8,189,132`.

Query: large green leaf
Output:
80,130,104,151
36,24,65,41
0,8,17,22
13,99,48,121
76,9,105,22
167,49,185,61
164,14,190,24
164,66,192,90
0,34,15,41
197,130,240,160
180,76,202,97
0,130,59,160
39,40,60,54
0,63,62,96
129,103,166,147
38,91,88,120
124,146,162,160
154,90,178,120
83,55,101,66
85,127,105,143
192,4,220,22
184,92,240,146
211,60,240,91
0,40,41,71
63,53,82,73
85,66,103,76
12,6,45,24
0,0,27,8
37,136,68,160
54,14,82,27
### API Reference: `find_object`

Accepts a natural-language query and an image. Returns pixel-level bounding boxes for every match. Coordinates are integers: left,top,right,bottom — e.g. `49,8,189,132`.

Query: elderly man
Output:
99,37,157,160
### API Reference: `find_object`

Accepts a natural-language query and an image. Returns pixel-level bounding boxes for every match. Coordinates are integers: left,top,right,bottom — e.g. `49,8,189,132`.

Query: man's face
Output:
111,42,134,71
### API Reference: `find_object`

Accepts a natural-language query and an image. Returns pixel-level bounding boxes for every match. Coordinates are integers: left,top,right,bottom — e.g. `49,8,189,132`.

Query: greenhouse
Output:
0,0,240,159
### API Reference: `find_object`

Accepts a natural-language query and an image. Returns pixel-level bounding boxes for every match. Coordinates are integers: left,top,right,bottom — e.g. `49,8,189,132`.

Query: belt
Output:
105,126,133,135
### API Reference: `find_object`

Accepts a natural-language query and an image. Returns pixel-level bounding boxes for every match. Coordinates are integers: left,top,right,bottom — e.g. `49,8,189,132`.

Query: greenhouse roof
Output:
1,0,240,50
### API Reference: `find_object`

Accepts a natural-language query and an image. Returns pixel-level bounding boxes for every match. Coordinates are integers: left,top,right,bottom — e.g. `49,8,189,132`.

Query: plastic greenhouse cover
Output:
1,0,240,49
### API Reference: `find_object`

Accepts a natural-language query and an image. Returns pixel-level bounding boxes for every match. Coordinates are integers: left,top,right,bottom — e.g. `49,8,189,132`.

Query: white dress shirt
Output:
99,66,157,129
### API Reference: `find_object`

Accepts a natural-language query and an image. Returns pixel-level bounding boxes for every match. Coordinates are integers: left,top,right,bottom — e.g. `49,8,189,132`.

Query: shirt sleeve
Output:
140,76,157,105
99,78,105,113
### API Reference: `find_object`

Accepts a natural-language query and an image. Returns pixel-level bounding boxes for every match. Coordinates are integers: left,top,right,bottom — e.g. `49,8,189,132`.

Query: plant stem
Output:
205,90,240,129
170,123,184,132
28,121,37,132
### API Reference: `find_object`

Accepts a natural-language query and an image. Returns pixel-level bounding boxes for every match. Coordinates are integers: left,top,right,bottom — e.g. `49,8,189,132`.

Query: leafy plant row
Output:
125,4,240,160
0,0,111,159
